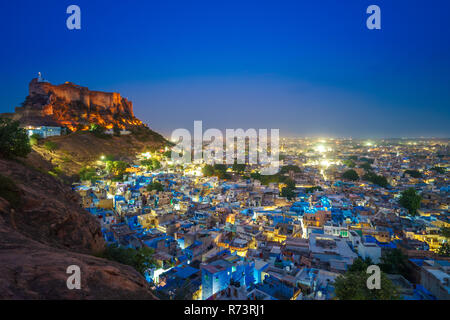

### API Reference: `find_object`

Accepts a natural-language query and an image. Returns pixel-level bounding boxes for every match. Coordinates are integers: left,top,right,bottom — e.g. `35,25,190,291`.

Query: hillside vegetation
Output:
30,127,170,177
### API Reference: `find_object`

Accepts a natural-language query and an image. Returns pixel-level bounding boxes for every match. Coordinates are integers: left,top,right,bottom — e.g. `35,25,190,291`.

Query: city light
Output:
320,159,331,167
315,145,326,153
141,152,152,159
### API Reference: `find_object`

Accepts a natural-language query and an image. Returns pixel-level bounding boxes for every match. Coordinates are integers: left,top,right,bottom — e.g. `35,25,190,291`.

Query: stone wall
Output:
29,78,133,115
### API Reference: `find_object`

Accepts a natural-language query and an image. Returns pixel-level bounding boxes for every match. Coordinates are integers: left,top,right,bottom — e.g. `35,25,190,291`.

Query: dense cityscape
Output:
1,1,449,309
73,137,450,300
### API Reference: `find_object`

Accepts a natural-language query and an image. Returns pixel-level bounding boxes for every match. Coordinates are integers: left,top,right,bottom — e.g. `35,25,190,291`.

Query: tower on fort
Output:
37,72,49,83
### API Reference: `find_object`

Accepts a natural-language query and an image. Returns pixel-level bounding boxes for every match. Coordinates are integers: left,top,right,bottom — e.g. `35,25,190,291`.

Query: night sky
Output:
1,0,449,138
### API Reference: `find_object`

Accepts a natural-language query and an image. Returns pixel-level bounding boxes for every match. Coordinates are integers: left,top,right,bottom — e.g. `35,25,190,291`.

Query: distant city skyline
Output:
1,0,449,138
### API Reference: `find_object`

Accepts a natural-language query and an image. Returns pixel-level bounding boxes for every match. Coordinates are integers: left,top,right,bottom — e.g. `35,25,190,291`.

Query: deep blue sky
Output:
1,0,449,138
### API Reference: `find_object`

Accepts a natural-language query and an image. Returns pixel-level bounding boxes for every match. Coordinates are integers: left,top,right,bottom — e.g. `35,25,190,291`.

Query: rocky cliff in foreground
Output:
0,158,157,299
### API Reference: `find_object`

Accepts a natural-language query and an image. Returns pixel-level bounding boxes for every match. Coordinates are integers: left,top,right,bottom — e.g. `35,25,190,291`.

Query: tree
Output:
133,246,157,275
334,270,400,300
102,154,116,162
106,160,128,177
89,123,100,131
305,186,323,193
100,244,156,276
147,181,164,192
213,164,227,173
379,249,409,278
343,159,356,168
100,244,136,267
399,188,421,216
215,169,231,180
89,123,108,138
114,161,128,177
363,172,389,188
348,257,374,272
141,158,161,171
202,164,215,177
280,165,301,174
342,169,359,181
0,118,31,158
250,172,262,180
359,162,372,171
29,133,41,146
232,162,246,173
78,166,97,182
360,157,374,164
113,125,121,136
431,166,445,174
334,257,400,300
438,242,450,257
141,159,152,169
280,178,296,200
404,170,422,178
439,227,450,239
202,164,231,179
152,159,161,170
284,178,296,189
281,187,295,201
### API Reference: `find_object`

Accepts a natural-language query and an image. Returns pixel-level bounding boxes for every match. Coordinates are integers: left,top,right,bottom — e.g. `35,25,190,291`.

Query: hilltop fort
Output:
4,73,143,131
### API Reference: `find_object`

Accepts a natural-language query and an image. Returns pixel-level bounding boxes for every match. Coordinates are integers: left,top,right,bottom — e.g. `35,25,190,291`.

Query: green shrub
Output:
343,159,356,168
44,141,58,151
99,244,156,276
363,172,389,188
0,118,31,158
431,166,446,174
106,160,128,177
404,170,422,178
113,126,121,136
305,186,323,193
89,124,110,138
342,169,359,181
334,260,400,300
147,181,164,192
61,156,71,163
280,165,301,174
51,166,63,176
79,166,97,181
399,188,421,216
48,171,58,178
359,162,372,171
29,133,41,146
141,158,161,171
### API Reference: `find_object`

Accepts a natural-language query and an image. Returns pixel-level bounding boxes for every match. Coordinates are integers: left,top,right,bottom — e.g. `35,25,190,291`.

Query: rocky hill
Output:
0,76,171,177
30,127,170,177
0,157,157,299
6,77,143,131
